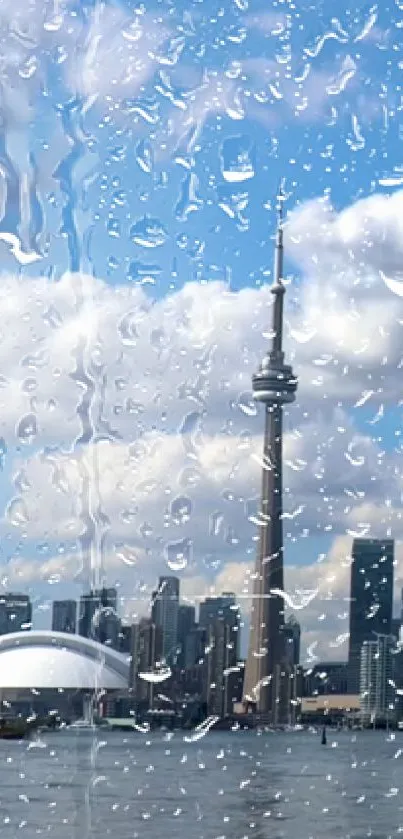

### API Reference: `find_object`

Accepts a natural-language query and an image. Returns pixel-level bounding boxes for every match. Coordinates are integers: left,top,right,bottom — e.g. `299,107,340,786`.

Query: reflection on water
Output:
0,730,401,838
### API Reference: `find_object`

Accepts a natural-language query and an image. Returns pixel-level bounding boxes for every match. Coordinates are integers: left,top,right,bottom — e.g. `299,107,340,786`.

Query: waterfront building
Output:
52,600,76,634
348,538,394,693
177,604,196,668
360,635,394,726
151,576,180,665
0,593,32,634
78,587,120,649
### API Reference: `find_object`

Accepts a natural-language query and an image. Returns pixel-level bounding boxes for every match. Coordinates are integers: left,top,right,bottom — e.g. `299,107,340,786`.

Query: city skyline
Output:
0,0,400,684
3,181,403,663
3,533,403,662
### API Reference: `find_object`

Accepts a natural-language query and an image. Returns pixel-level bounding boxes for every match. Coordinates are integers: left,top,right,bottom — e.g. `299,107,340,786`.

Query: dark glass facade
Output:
348,538,394,693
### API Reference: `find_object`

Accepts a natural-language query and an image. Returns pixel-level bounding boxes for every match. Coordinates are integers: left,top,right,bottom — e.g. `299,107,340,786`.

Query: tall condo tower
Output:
243,195,298,720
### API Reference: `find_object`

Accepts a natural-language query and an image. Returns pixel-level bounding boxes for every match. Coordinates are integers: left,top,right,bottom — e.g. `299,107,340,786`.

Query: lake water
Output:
0,729,402,838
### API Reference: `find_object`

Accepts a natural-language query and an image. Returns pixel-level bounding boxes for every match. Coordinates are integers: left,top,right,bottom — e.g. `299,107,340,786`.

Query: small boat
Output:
0,717,33,740
321,725,327,746
67,719,97,731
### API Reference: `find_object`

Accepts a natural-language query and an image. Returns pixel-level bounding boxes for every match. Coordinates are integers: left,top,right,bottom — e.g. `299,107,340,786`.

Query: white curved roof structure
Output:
0,631,130,689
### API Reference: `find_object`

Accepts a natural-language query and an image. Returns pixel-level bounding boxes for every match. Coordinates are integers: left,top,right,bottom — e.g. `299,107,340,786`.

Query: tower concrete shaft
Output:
243,197,297,720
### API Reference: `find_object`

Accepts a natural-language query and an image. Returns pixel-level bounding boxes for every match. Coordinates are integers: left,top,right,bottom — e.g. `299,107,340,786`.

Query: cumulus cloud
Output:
66,4,170,101
0,187,402,656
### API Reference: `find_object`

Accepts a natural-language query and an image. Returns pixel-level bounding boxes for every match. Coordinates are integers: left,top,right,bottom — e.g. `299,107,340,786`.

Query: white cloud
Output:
66,5,170,101
0,188,402,654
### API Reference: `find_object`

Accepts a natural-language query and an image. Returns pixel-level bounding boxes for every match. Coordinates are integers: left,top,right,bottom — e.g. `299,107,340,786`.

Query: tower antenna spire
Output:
277,178,285,226
273,179,285,291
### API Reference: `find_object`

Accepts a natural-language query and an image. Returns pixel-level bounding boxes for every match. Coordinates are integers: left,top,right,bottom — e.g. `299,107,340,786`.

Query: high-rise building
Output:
243,197,298,721
78,587,120,649
303,662,349,696
118,624,133,653
151,577,180,665
177,604,196,668
348,538,394,693
360,635,394,725
391,617,402,644
199,593,240,657
282,615,301,667
52,600,76,634
201,594,241,717
0,593,32,634
131,618,163,709
184,625,207,669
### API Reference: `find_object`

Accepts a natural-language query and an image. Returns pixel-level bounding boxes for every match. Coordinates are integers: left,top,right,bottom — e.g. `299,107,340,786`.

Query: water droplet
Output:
130,217,167,248
178,411,204,457
175,173,203,220
44,15,63,31
107,218,120,238
170,496,192,524
203,554,222,571
121,509,137,524
345,442,365,467
354,8,377,42
19,56,38,80
237,391,257,416
22,378,38,394
379,176,403,187
178,466,201,488
289,327,317,344
150,328,167,351
271,587,319,610
354,390,373,408
126,399,144,415
135,140,154,174
139,667,172,683
16,414,37,444
209,512,224,537
115,545,139,566
128,260,161,283
380,270,403,297
139,522,153,538
21,351,48,370
347,114,365,152
164,538,192,571
6,498,29,527
14,470,31,492
156,35,185,66
326,56,356,95
0,438,7,470
183,716,219,742
118,312,138,346
220,135,255,182
238,430,252,449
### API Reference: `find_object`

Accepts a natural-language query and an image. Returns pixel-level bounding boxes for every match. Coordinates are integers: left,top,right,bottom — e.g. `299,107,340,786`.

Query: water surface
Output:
0,730,402,838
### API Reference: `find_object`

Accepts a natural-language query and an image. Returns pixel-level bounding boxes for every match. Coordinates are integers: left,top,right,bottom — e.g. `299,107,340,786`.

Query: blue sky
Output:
0,0,401,658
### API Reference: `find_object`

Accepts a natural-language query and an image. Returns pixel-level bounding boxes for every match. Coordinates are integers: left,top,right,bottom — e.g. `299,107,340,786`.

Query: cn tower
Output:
243,192,298,720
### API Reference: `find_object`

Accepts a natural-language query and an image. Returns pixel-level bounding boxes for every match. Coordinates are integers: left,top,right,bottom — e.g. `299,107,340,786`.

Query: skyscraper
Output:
78,587,120,649
151,576,180,665
200,593,241,717
177,604,196,668
0,593,32,634
243,197,298,720
282,615,301,668
131,618,163,710
360,635,394,725
348,538,394,693
52,599,77,634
